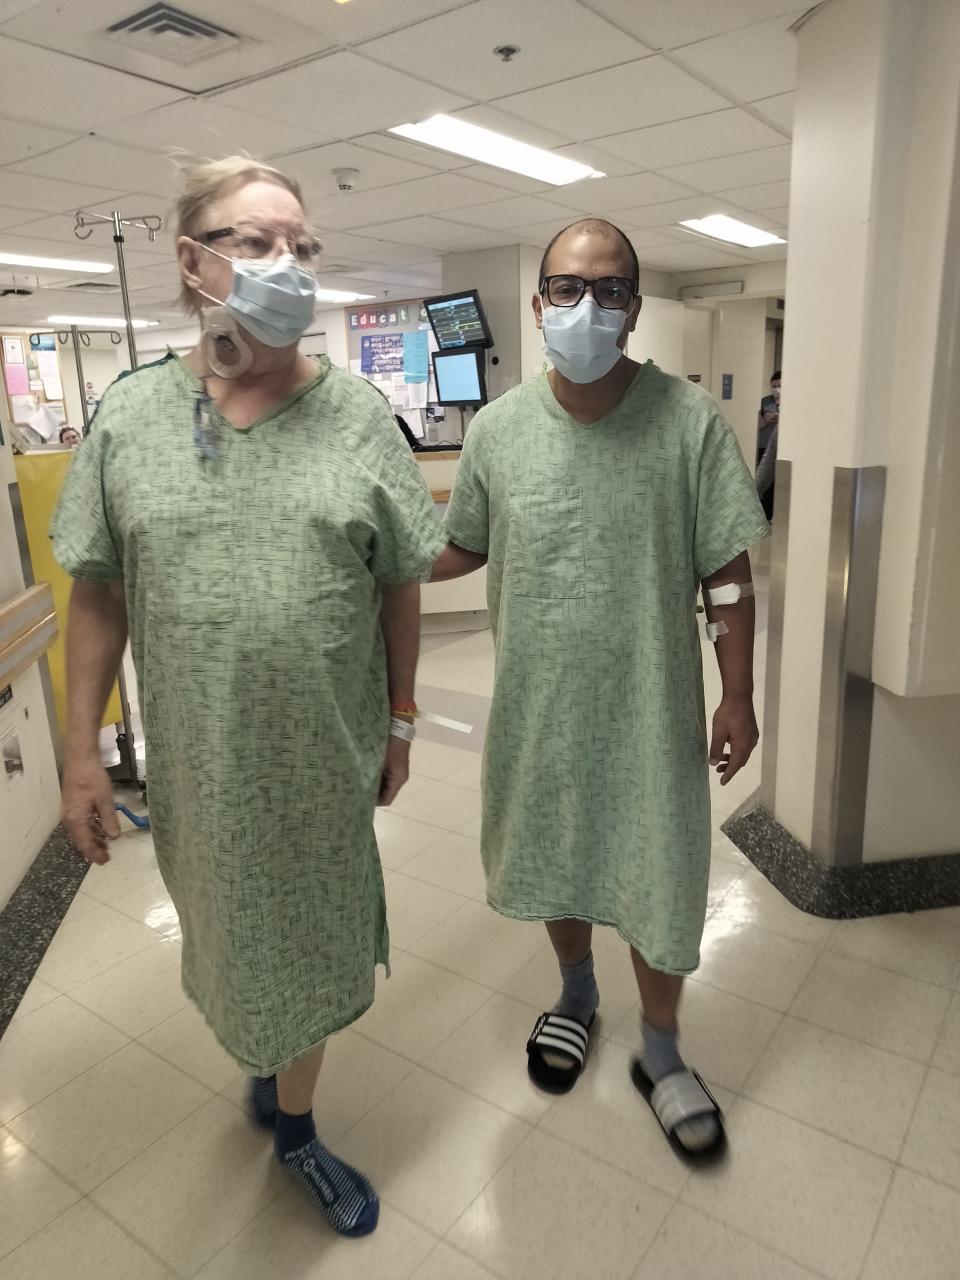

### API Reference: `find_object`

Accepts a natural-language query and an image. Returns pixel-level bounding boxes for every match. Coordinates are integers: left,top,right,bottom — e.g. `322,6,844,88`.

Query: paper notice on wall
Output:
350,359,362,376
399,409,425,440
42,377,63,402
11,394,36,424
36,350,59,380
407,380,428,410
4,362,29,395
3,335,24,364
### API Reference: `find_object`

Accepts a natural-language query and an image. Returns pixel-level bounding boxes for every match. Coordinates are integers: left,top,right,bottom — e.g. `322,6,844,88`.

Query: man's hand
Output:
709,695,759,786
378,736,411,807
61,754,121,863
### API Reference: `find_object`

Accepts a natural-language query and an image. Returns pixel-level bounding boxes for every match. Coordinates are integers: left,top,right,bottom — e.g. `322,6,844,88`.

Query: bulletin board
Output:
1,332,67,440
345,298,443,439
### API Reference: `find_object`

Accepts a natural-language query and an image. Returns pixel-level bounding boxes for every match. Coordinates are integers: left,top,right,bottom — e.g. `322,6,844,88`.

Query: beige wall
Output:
682,307,713,387
708,298,766,464
627,295,685,377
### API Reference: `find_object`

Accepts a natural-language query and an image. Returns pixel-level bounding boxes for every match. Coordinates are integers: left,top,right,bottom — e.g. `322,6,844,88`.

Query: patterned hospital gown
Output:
445,363,769,975
52,354,445,1073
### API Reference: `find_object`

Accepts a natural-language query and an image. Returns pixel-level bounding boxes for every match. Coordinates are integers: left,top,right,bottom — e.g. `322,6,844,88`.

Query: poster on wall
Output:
3,335,24,365
4,362,29,395
360,333,404,376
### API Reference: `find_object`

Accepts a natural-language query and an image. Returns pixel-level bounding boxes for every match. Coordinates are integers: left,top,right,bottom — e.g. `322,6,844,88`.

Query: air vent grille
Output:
107,3,242,65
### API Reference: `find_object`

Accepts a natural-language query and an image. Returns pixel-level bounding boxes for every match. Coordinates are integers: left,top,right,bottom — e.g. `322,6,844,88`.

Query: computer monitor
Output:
432,348,487,407
423,290,494,350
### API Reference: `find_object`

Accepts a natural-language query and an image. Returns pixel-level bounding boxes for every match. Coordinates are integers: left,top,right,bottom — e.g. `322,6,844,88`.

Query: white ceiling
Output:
0,0,802,330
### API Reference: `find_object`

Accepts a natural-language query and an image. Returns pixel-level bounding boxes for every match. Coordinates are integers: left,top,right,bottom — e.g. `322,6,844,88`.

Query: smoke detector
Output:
332,168,360,192
107,4,243,65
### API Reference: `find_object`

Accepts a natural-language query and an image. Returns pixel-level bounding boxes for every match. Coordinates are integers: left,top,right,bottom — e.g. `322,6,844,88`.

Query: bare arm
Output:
430,542,487,582
378,580,421,805
62,579,128,861
701,550,759,785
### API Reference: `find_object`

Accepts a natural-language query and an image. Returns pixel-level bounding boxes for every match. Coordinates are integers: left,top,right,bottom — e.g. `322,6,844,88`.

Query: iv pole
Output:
68,207,164,787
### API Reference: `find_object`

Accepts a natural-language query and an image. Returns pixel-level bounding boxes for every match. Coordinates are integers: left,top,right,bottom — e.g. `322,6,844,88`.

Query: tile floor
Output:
3,613,960,1280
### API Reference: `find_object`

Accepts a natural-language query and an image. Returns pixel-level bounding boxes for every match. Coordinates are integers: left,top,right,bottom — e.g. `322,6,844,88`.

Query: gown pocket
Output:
508,486,586,601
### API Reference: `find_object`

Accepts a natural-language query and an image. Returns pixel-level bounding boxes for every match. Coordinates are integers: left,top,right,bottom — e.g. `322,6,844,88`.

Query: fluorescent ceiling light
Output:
315,288,376,303
390,115,604,186
0,251,114,273
679,214,786,248
47,314,159,328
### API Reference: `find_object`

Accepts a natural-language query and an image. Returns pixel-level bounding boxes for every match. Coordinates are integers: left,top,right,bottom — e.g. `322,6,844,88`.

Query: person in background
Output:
756,371,781,518
52,155,444,1238
432,218,769,1163
58,425,81,448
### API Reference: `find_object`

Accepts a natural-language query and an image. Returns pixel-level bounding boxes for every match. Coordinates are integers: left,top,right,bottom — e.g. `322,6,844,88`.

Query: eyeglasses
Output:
540,274,637,311
198,223,323,268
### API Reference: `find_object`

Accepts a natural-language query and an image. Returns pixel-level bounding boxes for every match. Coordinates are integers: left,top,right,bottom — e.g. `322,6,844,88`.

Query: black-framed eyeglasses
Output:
540,274,637,311
198,223,323,268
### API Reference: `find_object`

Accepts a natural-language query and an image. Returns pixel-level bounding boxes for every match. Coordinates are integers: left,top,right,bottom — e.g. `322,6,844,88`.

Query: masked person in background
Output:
53,156,444,1237
433,219,769,1162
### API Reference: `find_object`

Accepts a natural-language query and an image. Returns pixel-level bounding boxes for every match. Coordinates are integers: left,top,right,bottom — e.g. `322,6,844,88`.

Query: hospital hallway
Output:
3,572,960,1280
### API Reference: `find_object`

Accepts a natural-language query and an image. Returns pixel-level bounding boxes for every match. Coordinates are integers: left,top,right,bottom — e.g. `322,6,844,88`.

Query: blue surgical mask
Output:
199,248,317,348
542,297,626,384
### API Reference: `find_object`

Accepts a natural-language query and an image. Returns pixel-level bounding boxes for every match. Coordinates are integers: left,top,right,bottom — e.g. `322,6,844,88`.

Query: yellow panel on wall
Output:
13,451,122,731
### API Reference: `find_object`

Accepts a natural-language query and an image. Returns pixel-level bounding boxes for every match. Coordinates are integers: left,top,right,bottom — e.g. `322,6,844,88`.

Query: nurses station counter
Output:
416,450,488,629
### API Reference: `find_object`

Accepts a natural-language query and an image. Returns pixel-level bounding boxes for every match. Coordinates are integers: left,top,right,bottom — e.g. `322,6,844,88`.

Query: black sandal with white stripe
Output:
526,1010,596,1094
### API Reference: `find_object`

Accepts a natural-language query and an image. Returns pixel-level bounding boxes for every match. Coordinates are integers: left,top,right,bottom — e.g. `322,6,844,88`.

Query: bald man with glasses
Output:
433,218,769,1162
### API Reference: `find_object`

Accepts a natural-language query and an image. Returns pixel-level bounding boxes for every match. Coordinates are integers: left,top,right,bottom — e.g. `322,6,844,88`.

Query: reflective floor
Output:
3,587,960,1279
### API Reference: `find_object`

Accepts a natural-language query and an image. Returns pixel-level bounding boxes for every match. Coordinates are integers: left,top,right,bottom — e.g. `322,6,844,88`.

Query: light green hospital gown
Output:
52,354,445,1073
445,363,769,975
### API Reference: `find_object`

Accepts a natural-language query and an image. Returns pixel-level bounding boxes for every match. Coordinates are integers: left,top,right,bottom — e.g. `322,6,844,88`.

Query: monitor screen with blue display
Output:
423,290,494,349
432,349,487,406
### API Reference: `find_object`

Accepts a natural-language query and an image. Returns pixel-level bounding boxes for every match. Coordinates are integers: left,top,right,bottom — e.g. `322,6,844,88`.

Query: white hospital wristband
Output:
389,716,416,742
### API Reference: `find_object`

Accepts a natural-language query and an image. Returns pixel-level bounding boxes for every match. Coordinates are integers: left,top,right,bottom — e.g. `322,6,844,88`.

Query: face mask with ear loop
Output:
541,296,628,384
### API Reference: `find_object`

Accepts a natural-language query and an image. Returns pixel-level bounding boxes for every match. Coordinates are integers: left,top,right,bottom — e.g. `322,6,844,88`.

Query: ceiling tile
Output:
0,116,80,165
442,195,579,231
671,13,803,101
0,172,126,214
451,163,553,196
450,104,571,151
593,107,787,170
759,204,790,225
615,195,750,229
0,35,182,130
508,217,679,252
492,55,729,142
213,50,467,138
11,138,182,200
715,179,790,210
635,242,751,271
255,0,475,43
349,132,467,172
580,0,806,50
314,172,508,231
0,204,43,230
280,142,438,202
551,171,696,213
660,144,792,193
94,99,325,161
751,92,795,133
550,144,638,179
359,0,651,100
351,215,515,252
316,231,441,267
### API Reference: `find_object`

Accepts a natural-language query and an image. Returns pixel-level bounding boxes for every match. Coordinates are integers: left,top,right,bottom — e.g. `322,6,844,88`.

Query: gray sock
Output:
640,1020,720,1153
552,951,599,1026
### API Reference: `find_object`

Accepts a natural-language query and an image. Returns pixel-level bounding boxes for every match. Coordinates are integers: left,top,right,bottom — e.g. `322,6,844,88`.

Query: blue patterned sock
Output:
248,1075,277,1129
276,1111,379,1237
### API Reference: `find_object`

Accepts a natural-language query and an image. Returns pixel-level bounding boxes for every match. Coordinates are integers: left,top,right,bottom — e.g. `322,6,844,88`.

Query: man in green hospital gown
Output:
433,219,769,1160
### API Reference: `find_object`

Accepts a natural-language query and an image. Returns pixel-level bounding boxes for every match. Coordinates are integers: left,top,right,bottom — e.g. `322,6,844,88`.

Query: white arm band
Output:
706,582,755,607
389,716,416,742
705,621,729,643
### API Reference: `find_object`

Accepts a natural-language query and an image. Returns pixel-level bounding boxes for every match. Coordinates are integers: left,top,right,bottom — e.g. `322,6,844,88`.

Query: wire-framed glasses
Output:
540,274,637,310
198,223,323,268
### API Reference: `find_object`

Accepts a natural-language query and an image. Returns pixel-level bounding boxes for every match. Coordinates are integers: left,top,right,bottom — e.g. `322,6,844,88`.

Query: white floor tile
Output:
829,913,960,988
448,1129,671,1280
932,991,960,1075
195,1191,436,1280
140,1002,244,1093
695,917,818,1011
91,1095,286,1277
109,872,182,942
790,952,952,1062
900,1067,960,1192
61,891,100,925
538,1038,705,1197
706,859,746,913
502,941,639,1034
384,872,468,950
353,953,491,1063
633,1203,825,1280
610,977,781,1094
10,977,61,1022
861,1168,960,1280
411,1241,500,1280
0,998,128,1124
402,832,488,902
7,1041,210,1192
224,1028,415,1144
712,868,836,948
457,814,484,839
682,1100,892,1280
743,1016,926,1160
78,834,161,905
410,738,479,783
68,940,187,1038
409,900,546,989
423,992,553,1123
375,810,447,871
710,833,749,867
339,1067,529,1235
0,1127,80,1260
392,779,483,832
444,756,483,792
0,1199,173,1280
35,901,160,993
